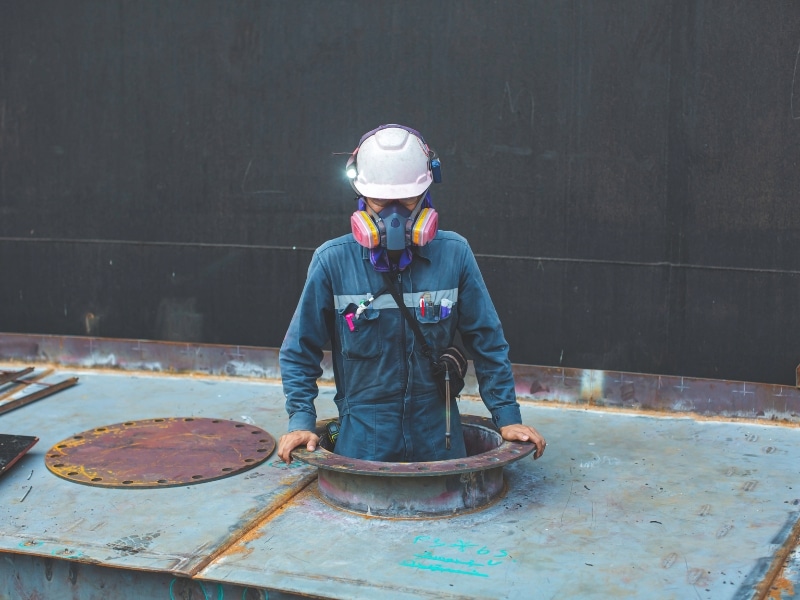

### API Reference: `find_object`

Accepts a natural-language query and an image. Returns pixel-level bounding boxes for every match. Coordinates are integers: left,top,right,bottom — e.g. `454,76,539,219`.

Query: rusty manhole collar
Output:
291,415,535,518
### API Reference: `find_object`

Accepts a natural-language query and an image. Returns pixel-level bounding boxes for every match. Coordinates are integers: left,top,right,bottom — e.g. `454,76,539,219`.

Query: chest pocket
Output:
338,306,382,360
415,301,458,351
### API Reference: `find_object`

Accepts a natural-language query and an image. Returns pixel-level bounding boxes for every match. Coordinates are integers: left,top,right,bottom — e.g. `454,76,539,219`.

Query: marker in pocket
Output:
440,298,453,319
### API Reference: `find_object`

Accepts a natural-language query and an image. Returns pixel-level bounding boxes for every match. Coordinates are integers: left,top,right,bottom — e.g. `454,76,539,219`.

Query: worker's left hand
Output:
500,424,546,459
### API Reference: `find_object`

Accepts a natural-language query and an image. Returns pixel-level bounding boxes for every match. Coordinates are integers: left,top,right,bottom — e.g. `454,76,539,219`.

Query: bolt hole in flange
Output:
45,418,276,489
291,415,535,518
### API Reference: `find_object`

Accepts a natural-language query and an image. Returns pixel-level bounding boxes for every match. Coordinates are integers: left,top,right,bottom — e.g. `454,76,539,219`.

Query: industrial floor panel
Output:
1,360,799,599
198,405,800,600
0,365,337,575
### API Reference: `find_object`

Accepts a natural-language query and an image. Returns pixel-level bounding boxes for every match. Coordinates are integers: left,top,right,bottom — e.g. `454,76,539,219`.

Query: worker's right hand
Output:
277,430,320,464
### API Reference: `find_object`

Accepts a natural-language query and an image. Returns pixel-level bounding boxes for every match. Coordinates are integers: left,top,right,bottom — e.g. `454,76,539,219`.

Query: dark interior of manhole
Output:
316,416,503,458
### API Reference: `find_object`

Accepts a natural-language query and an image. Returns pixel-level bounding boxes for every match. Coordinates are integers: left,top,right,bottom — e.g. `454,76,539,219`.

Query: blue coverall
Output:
279,230,522,462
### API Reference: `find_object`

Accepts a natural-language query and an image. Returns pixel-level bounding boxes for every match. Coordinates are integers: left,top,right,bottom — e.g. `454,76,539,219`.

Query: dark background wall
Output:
1,1,799,385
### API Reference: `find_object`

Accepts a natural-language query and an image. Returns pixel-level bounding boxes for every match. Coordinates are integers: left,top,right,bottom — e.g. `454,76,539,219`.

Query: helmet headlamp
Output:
345,155,358,180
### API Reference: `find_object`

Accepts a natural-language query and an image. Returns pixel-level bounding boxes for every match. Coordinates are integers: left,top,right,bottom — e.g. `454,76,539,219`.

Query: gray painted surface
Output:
1,352,799,598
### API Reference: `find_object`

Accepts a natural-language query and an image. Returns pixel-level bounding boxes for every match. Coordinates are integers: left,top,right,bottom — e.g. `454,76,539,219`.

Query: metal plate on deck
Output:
45,417,275,488
0,434,38,477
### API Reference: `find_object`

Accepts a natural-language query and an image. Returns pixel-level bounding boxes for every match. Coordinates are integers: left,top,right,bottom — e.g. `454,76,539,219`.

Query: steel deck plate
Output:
0,366,336,575
199,405,800,599
1,359,799,599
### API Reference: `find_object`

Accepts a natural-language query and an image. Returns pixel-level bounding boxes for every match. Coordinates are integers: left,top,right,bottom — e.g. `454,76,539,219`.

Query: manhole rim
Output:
291,414,535,477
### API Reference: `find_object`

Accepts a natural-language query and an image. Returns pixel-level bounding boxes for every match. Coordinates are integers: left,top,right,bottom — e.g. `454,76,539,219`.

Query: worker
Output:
278,124,546,463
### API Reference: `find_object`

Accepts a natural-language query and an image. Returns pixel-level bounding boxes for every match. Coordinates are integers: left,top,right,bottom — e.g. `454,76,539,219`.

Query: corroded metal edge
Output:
0,333,287,380
0,435,39,477
291,415,535,477
752,511,800,600
313,467,509,519
293,416,523,518
1,333,800,423
509,364,800,423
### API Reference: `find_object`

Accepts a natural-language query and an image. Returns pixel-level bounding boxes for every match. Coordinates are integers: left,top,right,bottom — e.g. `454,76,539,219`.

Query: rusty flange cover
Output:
45,417,275,488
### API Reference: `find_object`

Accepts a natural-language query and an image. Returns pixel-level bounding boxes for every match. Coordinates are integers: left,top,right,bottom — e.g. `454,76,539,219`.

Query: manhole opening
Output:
316,419,503,458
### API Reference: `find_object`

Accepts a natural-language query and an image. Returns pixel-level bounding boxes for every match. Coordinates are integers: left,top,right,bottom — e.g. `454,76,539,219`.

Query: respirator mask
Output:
350,193,439,250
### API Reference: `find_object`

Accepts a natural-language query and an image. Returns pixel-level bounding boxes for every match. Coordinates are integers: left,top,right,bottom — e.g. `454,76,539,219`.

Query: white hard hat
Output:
347,125,432,199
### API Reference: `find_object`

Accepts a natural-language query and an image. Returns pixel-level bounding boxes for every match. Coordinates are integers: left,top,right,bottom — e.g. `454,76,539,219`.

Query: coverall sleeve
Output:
279,251,334,432
456,244,522,429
